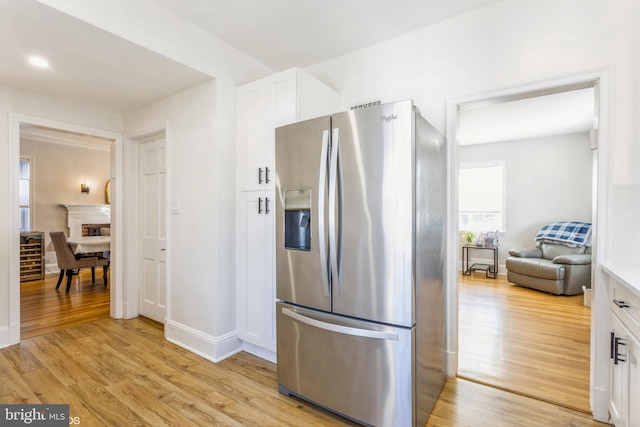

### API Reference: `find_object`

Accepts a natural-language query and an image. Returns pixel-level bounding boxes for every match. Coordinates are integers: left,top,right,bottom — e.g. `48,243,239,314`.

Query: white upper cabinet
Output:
237,79,268,191
236,67,339,192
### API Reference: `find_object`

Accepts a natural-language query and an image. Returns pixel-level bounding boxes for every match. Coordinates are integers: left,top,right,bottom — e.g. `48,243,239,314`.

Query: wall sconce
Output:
80,183,90,194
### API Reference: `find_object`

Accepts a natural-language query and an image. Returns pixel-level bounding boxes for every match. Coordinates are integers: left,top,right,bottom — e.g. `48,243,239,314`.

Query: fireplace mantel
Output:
62,204,111,238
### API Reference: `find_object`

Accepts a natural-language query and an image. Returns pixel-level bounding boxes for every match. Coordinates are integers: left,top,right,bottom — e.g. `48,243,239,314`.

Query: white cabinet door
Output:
265,68,298,129
264,69,297,191
140,139,167,323
237,80,267,191
237,69,298,192
237,191,275,350
610,311,640,427
610,313,628,426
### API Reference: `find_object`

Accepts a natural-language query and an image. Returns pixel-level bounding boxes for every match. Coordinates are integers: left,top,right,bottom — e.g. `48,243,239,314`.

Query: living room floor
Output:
458,272,591,413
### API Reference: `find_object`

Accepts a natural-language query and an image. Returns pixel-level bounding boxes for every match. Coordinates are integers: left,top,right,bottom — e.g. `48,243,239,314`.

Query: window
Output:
19,157,31,232
459,162,504,232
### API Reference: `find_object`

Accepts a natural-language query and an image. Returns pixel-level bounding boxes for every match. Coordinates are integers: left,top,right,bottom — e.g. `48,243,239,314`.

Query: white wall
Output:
459,132,592,271
0,84,122,346
306,0,637,189
124,80,238,361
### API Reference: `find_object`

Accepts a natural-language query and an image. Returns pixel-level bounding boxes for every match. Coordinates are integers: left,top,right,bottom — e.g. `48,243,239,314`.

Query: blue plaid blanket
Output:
535,221,592,247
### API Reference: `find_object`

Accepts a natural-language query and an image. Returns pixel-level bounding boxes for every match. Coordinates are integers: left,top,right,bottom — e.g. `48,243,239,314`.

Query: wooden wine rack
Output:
20,231,45,282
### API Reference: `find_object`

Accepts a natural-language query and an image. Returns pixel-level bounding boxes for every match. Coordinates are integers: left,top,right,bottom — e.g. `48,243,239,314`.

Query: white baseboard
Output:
0,322,20,349
0,325,10,349
241,342,277,364
165,320,242,363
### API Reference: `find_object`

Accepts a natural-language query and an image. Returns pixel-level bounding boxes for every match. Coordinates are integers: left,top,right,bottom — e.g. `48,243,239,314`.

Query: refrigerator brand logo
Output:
380,114,397,123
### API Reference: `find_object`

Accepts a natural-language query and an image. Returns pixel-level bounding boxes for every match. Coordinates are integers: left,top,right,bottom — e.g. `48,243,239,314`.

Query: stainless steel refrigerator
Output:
275,99,446,427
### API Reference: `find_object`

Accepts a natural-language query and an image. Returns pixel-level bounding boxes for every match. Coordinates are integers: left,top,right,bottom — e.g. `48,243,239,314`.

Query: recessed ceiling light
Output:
28,56,50,69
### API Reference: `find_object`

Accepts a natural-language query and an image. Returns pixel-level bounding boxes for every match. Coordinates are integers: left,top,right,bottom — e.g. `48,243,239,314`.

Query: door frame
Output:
7,113,124,343
445,68,612,421
122,126,168,321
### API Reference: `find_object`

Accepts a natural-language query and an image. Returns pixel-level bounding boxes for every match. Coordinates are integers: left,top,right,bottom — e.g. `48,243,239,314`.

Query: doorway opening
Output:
19,124,114,338
8,114,123,343
446,74,609,414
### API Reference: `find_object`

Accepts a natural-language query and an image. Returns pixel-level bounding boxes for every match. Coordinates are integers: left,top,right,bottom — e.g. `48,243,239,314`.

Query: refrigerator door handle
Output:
329,127,341,294
318,130,330,296
282,308,399,341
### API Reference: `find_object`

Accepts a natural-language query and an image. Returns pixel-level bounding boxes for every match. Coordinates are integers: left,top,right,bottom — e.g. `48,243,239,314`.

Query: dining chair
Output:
49,231,109,293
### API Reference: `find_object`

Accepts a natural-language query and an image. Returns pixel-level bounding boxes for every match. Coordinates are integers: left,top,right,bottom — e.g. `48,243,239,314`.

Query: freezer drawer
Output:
276,302,415,427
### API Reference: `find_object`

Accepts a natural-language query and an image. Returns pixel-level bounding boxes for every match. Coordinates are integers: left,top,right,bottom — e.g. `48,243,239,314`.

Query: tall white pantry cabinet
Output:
236,68,338,360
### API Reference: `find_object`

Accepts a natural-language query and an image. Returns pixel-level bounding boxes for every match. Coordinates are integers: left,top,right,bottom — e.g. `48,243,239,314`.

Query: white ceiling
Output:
0,0,502,113
149,0,505,71
459,87,596,145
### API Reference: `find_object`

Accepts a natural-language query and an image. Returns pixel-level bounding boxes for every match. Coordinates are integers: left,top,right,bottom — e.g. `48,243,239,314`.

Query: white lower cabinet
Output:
608,273,640,427
237,190,276,354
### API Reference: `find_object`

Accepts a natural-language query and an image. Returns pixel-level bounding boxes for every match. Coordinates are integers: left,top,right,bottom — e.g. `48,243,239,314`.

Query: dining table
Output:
67,236,111,255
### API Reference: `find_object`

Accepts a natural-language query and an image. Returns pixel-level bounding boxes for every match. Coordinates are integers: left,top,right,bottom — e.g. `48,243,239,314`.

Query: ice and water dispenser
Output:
284,189,311,251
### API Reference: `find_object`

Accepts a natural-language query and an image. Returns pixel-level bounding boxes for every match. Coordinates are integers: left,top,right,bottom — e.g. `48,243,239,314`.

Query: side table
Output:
462,244,498,279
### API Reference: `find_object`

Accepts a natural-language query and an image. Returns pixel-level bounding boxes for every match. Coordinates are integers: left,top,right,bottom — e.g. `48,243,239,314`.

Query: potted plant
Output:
463,231,476,245
479,230,500,247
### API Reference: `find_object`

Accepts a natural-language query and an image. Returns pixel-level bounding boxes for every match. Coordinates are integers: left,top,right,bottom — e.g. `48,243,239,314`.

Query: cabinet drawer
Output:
609,280,640,337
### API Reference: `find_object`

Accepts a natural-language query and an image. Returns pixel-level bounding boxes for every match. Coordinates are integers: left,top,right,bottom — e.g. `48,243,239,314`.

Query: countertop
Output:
602,263,640,298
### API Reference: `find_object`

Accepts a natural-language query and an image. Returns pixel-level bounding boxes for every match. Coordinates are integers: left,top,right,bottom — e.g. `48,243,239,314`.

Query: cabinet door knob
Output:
258,197,263,214
265,197,270,214
258,168,263,184
265,167,270,184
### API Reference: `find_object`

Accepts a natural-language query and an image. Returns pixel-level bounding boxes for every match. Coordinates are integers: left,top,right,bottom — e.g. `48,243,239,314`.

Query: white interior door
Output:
139,138,167,323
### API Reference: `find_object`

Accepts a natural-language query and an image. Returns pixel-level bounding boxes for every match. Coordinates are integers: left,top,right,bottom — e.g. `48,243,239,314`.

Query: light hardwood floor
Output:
13,271,609,425
458,273,592,413
20,270,110,339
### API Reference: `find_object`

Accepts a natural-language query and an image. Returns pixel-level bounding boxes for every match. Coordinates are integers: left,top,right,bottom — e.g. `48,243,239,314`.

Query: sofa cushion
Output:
508,247,542,258
538,242,585,260
505,257,565,280
553,253,592,265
